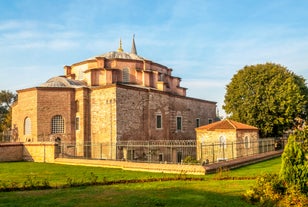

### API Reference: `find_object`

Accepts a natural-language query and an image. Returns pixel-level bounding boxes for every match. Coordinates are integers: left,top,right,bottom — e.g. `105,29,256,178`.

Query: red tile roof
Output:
196,119,258,131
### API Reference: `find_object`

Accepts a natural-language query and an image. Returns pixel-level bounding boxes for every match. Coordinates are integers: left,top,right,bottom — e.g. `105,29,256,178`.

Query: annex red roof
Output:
196,119,258,131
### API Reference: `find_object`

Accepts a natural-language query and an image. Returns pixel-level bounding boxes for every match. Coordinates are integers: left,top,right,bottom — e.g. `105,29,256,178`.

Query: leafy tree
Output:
0,90,17,132
223,63,308,137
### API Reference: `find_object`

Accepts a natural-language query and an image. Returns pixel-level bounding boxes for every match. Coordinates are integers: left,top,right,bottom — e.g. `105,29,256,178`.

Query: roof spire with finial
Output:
131,34,137,55
118,38,124,52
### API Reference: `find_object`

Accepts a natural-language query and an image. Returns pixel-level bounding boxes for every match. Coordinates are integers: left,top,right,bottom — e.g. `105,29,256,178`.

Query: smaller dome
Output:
40,76,86,88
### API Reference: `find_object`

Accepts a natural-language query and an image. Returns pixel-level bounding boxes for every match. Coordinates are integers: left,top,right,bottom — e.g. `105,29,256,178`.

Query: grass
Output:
0,157,282,207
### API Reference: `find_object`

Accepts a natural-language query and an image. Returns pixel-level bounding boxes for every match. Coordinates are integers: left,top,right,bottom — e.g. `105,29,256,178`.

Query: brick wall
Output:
0,143,23,161
0,142,56,163
37,88,76,143
12,88,38,142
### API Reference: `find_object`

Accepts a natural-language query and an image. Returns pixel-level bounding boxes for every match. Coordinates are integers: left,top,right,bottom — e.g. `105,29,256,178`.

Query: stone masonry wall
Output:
90,86,117,159
23,142,56,162
36,88,76,143
196,129,259,162
0,142,56,163
116,85,216,141
12,89,38,142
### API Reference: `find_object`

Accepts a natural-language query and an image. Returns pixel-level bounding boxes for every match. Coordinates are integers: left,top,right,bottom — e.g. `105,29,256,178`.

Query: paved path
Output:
54,150,283,175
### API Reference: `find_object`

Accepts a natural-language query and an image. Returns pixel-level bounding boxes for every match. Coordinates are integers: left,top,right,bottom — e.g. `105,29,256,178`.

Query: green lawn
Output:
0,157,282,207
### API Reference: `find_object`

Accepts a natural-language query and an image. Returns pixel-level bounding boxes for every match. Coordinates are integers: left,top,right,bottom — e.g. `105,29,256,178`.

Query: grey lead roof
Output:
40,76,86,88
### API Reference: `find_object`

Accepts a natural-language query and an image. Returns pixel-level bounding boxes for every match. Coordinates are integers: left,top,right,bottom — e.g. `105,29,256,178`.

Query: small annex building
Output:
11,37,217,163
195,119,259,162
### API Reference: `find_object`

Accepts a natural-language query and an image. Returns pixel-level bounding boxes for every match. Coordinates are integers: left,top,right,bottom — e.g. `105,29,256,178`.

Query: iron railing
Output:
55,138,287,164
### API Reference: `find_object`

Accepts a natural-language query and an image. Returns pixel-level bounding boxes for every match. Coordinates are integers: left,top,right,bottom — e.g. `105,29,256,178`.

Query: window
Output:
75,101,79,112
75,117,80,130
176,116,182,131
196,118,200,127
244,136,250,148
122,68,130,83
219,136,226,149
159,153,164,162
24,117,31,135
156,115,162,129
51,115,64,134
208,119,213,124
158,73,164,81
91,70,99,86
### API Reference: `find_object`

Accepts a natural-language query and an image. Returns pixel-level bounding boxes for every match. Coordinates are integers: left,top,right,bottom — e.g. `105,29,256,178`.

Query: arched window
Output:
51,115,64,134
24,117,31,135
219,135,226,149
122,68,130,83
244,136,250,148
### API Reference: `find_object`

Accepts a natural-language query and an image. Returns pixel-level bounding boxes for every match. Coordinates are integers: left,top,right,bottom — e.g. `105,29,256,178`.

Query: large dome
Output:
88,38,145,61
40,76,86,88
89,51,145,61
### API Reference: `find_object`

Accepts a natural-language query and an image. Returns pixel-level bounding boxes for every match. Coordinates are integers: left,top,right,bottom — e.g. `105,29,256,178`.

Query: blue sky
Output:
1,0,308,117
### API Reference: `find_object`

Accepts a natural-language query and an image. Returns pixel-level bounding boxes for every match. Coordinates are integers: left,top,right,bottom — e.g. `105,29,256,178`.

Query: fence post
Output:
212,143,215,163
148,141,151,163
100,143,103,160
223,144,225,160
232,142,234,159
200,143,203,162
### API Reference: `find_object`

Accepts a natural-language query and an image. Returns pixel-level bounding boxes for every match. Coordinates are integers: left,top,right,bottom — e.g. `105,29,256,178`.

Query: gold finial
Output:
118,38,124,52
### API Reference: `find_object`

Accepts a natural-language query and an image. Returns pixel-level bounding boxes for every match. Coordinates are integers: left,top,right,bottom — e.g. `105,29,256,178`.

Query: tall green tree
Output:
0,90,17,132
279,128,308,193
223,63,308,137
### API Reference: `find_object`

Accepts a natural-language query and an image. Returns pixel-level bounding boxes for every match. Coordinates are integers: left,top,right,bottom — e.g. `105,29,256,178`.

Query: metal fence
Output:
200,138,287,164
56,138,287,164
0,130,12,142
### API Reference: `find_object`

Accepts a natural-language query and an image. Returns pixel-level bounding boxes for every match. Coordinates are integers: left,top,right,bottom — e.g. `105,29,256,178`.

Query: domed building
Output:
12,37,216,162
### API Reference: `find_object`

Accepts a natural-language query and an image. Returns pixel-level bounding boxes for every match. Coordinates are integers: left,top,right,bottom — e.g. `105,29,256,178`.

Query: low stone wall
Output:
55,158,206,175
0,142,57,163
23,142,56,162
0,143,23,161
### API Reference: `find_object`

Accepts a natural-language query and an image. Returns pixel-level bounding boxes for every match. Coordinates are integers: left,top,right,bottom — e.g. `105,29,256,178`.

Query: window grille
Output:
51,115,64,134
24,117,31,135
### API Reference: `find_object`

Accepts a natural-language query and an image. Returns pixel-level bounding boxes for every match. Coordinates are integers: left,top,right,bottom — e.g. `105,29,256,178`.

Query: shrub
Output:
245,125,308,206
280,133,308,193
214,167,230,180
183,156,199,164
278,185,308,207
244,173,285,206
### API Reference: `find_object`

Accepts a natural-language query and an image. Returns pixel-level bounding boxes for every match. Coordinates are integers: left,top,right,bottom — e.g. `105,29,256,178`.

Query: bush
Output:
280,133,308,193
278,185,308,207
244,173,285,206
183,156,199,164
245,126,308,206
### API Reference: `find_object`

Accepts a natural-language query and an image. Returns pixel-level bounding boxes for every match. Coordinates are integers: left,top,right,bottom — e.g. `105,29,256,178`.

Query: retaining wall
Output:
0,143,23,161
0,142,56,162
